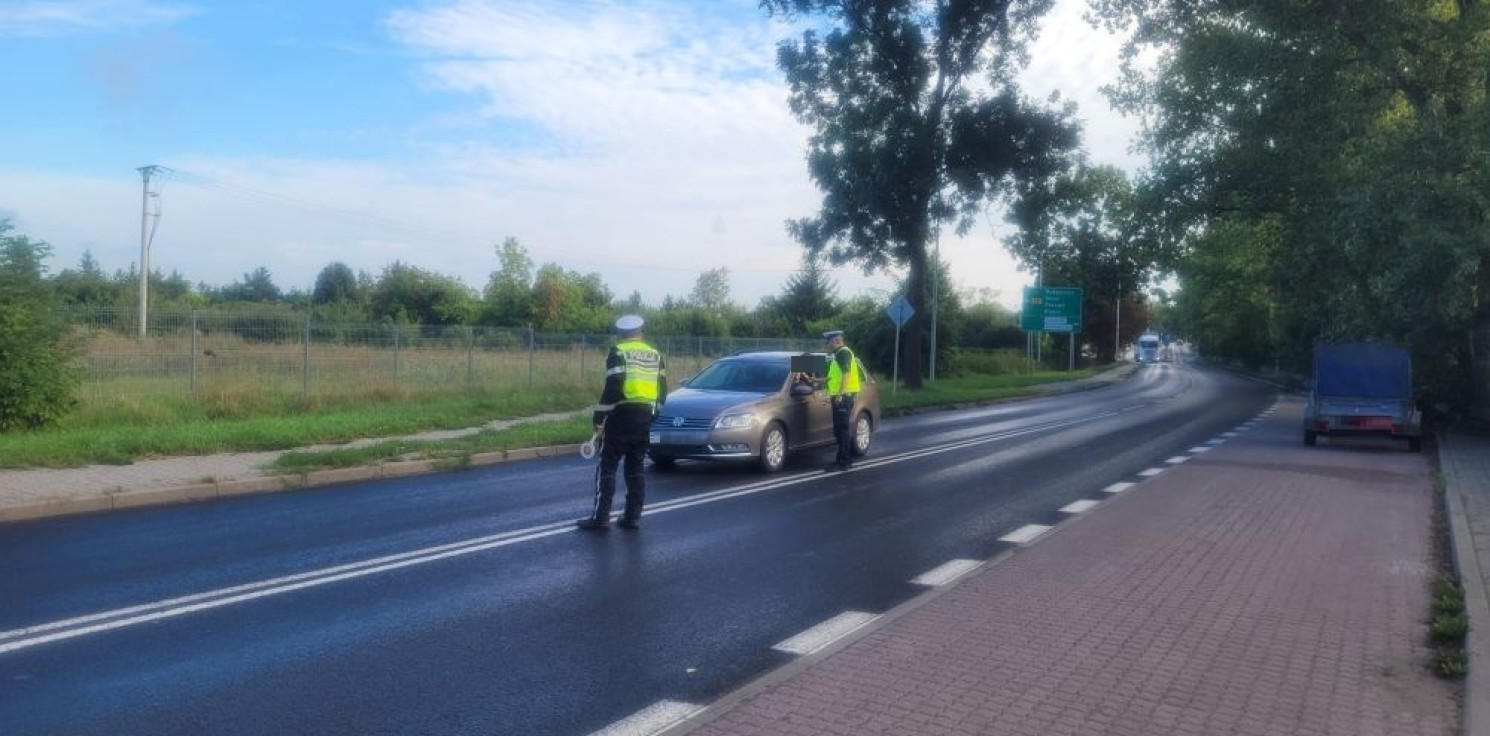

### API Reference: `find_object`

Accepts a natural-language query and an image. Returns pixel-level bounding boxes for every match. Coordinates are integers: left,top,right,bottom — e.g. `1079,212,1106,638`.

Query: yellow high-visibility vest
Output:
614,339,663,405
826,345,861,396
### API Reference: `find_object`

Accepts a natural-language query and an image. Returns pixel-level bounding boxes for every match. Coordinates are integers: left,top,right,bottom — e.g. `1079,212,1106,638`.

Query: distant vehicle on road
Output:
1303,342,1422,452
1136,334,1162,363
649,351,881,472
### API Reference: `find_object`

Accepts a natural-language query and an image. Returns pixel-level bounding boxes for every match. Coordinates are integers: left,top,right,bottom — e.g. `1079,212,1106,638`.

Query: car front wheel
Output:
851,413,872,456
758,423,787,473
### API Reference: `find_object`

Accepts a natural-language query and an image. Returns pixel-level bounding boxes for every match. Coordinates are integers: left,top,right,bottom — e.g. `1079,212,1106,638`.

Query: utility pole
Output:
137,165,163,338
929,230,939,383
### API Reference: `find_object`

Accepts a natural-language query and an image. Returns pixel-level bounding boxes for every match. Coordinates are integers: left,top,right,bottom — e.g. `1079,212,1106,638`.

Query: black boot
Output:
575,517,610,530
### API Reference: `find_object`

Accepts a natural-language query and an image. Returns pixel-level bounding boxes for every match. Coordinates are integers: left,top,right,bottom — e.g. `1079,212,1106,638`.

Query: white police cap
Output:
616,315,645,333
822,329,844,340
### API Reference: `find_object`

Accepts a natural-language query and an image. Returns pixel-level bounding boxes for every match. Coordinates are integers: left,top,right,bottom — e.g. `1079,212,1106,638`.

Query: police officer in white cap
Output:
822,329,860,471
578,315,668,530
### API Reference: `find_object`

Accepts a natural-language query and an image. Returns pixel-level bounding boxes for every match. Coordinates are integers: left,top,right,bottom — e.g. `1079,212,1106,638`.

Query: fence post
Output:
190,310,198,399
528,327,536,387
467,326,475,385
303,316,311,395
394,325,401,384
580,335,586,381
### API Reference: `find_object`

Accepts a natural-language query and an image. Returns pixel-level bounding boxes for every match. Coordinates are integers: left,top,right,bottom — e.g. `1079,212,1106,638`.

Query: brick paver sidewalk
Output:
672,400,1459,736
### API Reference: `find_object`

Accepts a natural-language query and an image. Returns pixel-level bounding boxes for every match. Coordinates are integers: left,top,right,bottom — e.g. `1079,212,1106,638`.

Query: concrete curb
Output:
1440,432,1489,736
0,443,586,524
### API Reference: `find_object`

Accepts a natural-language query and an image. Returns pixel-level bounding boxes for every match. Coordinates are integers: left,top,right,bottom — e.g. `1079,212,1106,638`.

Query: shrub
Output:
0,224,82,431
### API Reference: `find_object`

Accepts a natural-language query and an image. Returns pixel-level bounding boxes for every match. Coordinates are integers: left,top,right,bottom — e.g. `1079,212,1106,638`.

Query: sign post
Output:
886,295,915,394
1021,286,1084,371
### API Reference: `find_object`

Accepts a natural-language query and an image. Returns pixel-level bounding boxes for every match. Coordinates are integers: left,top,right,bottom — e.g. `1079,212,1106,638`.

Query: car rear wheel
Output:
851,412,872,456
1303,430,1317,446
758,423,787,473
651,455,677,470
1408,437,1422,453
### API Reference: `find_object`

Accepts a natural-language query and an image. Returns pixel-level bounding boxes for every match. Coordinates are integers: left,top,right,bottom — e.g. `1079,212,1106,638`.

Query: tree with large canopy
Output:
1093,0,1489,404
763,0,1081,387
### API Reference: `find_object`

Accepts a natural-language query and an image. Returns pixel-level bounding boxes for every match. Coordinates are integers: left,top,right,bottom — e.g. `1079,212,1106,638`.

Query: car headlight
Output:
715,413,757,430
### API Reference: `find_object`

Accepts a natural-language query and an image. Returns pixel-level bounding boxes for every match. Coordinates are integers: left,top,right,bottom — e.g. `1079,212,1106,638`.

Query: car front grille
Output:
651,416,714,430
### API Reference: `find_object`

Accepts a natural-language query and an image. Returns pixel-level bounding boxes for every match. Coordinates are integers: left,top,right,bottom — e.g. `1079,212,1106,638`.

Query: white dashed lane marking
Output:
589,701,701,736
911,559,983,587
1138,468,1165,477
1103,482,1135,494
772,612,877,656
999,524,1053,545
1060,500,1100,514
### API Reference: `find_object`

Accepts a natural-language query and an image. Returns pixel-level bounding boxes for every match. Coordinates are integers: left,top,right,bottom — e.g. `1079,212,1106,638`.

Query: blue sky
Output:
0,0,1142,310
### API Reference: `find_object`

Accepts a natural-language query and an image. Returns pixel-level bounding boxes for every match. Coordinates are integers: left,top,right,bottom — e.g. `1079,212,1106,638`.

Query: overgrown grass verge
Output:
0,365,1118,469
1430,470,1469,679
1430,572,1469,678
0,387,593,468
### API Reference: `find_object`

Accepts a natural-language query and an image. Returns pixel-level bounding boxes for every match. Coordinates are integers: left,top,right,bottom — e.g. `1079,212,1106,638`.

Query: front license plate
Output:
653,431,705,446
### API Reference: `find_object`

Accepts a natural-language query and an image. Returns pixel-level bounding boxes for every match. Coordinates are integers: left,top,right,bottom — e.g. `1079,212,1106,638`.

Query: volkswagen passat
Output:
649,351,880,472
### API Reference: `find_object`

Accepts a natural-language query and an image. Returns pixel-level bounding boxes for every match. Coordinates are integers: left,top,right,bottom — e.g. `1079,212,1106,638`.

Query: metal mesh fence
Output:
64,309,819,403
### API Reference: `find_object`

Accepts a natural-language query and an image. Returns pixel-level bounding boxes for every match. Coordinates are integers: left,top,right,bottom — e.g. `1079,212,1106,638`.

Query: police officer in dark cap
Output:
578,315,667,530
822,329,860,471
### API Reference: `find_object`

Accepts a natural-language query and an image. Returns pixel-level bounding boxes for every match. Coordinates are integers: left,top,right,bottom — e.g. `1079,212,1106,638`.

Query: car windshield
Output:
687,360,789,393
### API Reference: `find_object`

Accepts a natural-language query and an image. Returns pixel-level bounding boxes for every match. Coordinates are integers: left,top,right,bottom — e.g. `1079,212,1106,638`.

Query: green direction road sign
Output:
1021,286,1084,333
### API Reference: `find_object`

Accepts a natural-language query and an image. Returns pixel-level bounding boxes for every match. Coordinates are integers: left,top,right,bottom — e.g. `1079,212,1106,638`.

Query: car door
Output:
805,375,834,446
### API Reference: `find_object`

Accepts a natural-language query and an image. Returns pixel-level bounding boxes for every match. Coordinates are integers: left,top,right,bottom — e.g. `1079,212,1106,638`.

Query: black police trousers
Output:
589,405,653,523
831,394,856,468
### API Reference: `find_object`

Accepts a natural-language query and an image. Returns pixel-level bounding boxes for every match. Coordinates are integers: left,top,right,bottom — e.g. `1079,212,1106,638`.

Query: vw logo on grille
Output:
672,416,685,427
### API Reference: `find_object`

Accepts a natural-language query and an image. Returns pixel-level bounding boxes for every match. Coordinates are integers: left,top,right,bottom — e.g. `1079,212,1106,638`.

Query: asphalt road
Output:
0,356,1276,736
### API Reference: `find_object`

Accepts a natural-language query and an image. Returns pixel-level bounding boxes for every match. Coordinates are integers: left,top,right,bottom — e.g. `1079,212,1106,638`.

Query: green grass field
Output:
1,333,1107,469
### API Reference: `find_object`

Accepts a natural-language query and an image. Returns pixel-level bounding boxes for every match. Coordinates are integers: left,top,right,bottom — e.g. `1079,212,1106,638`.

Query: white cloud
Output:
4,0,1142,312
0,0,195,37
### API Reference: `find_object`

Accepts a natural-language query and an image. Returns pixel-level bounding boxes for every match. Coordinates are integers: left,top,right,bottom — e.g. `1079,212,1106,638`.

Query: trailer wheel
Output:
1408,437,1422,453
1303,430,1317,447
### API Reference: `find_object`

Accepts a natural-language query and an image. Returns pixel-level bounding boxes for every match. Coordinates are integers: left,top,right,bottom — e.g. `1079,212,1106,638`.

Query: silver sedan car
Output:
648,351,880,472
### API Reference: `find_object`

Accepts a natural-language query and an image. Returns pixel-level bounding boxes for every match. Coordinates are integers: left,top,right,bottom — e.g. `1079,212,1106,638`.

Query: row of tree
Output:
6,217,1091,432
762,0,1486,411
36,228,1035,349
1091,0,1489,409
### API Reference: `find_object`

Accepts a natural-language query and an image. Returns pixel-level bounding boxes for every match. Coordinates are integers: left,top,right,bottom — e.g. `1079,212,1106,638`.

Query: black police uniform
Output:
580,338,666,529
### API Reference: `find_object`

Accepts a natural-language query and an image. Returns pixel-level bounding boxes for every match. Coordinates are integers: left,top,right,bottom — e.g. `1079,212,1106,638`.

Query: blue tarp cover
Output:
1313,343,1412,399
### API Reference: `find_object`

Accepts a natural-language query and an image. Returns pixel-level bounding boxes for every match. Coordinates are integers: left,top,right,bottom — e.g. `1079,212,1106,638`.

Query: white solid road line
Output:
1,403,1159,656
0,526,566,655
590,701,702,736
910,559,983,587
